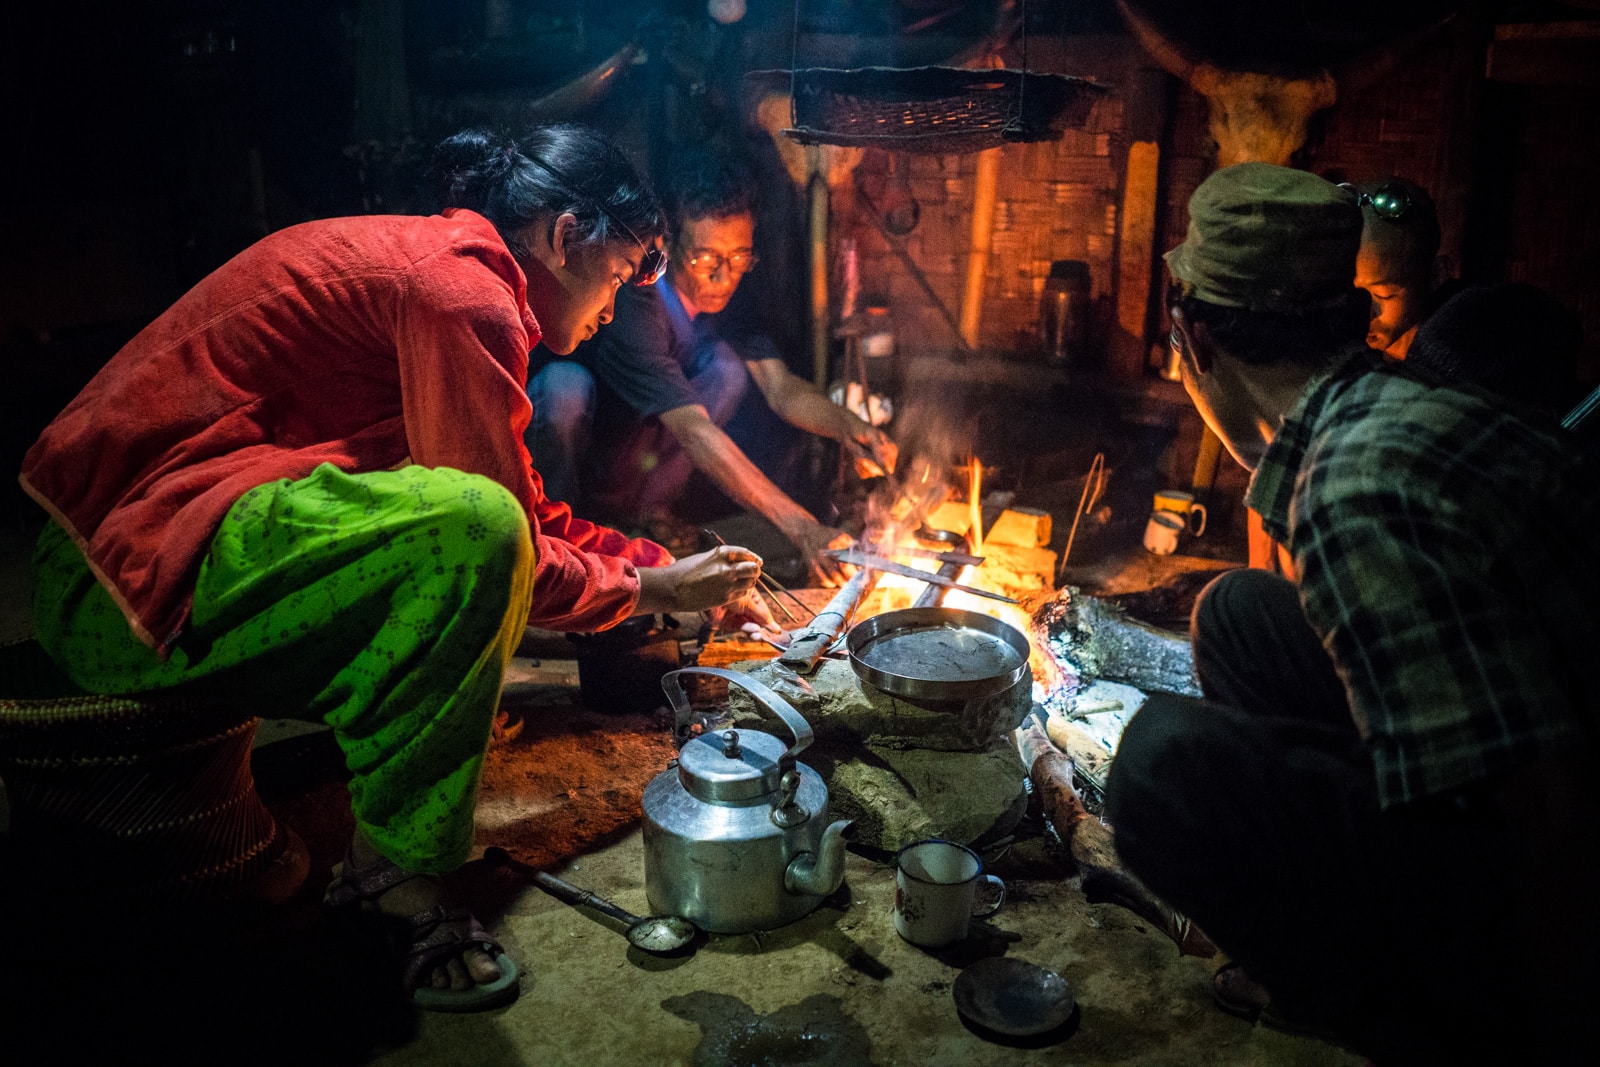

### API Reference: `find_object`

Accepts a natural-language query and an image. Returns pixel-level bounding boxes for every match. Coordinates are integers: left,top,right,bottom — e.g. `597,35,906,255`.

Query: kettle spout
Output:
784,820,854,897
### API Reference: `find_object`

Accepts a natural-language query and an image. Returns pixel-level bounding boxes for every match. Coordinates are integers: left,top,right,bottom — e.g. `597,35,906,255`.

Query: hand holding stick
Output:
701,528,812,623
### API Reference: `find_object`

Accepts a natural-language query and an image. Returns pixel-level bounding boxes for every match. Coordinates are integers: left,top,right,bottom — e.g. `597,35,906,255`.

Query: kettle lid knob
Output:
676,724,789,802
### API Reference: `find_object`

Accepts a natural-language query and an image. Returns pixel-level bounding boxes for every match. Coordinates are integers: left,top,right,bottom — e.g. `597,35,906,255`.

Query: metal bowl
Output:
952,956,1076,1037
847,607,1030,703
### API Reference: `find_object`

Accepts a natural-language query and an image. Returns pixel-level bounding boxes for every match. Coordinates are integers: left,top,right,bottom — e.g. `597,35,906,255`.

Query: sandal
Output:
325,847,521,1013
1213,962,1356,1046
490,708,524,745
1213,961,1272,1022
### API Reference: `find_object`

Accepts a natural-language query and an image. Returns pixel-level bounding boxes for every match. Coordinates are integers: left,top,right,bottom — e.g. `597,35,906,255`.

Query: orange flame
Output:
858,454,1067,704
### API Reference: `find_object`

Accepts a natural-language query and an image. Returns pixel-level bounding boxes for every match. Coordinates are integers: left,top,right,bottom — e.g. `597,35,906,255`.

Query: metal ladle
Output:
483,847,699,955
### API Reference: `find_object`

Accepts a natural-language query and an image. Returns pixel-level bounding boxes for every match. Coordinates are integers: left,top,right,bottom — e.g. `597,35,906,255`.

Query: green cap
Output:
1165,162,1362,314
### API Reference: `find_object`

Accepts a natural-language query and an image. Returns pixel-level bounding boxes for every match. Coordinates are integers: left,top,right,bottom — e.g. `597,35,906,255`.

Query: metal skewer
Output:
823,548,1021,605
700,528,811,622
879,544,986,567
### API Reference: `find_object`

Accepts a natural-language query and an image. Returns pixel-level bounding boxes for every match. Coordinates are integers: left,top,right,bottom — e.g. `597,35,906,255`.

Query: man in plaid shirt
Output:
1105,163,1598,1064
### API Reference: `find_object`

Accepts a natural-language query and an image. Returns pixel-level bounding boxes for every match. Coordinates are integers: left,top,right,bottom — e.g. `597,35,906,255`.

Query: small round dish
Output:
952,957,1076,1037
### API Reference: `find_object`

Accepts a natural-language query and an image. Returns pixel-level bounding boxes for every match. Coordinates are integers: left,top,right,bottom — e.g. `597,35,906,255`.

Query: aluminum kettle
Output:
642,667,852,934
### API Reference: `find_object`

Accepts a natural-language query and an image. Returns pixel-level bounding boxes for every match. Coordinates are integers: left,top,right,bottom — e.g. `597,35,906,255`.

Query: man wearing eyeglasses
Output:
1106,163,1597,1063
527,151,896,584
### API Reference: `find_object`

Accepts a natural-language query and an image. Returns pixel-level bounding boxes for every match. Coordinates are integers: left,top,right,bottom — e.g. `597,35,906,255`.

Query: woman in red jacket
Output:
19,124,766,1011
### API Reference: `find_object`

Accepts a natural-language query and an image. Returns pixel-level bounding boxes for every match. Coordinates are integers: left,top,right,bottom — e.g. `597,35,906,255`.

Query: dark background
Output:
4,0,1598,532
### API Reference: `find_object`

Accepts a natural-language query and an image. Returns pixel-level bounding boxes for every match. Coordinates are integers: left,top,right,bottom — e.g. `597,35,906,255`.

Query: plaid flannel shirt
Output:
1248,348,1599,808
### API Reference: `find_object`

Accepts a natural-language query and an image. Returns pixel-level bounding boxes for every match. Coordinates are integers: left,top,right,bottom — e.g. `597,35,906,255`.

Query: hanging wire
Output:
1008,0,1030,136
790,0,802,129
1018,0,1028,124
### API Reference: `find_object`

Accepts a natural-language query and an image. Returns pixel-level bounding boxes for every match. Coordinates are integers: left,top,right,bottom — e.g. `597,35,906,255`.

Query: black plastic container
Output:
1039,260,1091,368
568,614,688,714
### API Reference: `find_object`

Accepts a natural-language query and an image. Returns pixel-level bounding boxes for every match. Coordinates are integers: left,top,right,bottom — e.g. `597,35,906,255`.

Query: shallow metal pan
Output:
846,606,1030,703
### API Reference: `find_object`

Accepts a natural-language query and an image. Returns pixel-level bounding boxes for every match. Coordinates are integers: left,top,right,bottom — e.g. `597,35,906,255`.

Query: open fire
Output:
838,452,1071,705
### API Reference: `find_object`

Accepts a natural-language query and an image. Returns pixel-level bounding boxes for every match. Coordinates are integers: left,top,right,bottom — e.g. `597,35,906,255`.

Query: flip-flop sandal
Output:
490,709,524,745
403,903,521,1013
326,847,522,1013
1213,962,1355,1045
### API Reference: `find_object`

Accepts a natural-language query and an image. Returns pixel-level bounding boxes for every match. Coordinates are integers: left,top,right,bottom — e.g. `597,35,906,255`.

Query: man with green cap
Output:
1103,163,1598,1062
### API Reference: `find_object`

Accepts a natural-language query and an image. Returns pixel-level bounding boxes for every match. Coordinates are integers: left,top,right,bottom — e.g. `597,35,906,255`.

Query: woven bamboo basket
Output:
1,639,306,905
746,66,1107,155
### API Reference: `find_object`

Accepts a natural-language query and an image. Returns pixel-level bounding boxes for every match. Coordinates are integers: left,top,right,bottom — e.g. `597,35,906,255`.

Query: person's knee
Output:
417,472,534,576
1191,567,1303,678
1105,694,1247,853
1106,695,1197,818
1192,567,1298,640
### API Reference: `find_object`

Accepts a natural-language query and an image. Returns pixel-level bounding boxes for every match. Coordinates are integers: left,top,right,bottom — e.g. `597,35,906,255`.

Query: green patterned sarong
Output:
31,463,535,873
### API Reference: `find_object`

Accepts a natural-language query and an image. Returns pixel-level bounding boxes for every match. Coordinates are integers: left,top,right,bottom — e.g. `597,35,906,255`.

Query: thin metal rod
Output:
867,545,986,567
1058,451,1105,580
1562,382,1600,433
828,548,1019,605
913,557,966,610
701,529,811,622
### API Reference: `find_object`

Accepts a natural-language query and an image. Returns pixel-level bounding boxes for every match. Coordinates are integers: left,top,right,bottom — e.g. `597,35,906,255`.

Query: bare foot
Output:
346,831,502,993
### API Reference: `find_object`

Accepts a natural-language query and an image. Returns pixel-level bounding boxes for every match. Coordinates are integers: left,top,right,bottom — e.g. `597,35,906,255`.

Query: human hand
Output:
636,545,763,615
845,424,898,479
786,522,854,587
703,587,784,638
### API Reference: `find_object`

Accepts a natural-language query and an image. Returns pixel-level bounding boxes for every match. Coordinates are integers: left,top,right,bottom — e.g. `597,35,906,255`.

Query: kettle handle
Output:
662,667,814,760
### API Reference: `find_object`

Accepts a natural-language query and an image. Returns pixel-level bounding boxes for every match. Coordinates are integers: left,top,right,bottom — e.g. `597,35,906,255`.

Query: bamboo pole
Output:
807,148,831,389
777,566,881,675
958,146,1003,352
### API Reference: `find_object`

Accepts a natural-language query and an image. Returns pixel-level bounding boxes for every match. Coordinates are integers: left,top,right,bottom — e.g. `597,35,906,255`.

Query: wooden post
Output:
1191,424,1223,493
1114,139,1162,379
807,148,831,389
958,146,1003,352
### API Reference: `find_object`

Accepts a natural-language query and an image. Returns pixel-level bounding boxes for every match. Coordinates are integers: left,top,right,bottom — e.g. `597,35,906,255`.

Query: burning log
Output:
1016,713,1217,958
1037,588,1200,699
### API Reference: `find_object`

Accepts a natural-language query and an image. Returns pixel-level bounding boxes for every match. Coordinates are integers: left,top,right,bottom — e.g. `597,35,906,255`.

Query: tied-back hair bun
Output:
423,124,665,255
426,128,513,213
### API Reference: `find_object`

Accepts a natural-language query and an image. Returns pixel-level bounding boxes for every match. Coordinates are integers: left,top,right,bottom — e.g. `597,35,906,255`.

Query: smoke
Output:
860,385,980,546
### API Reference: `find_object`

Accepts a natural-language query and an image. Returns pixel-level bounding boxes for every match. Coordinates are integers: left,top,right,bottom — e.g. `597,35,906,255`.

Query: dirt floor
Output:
1,551,1362,1066
260,594,1362,1067
165,623,1359,1067
1,374,1363,1065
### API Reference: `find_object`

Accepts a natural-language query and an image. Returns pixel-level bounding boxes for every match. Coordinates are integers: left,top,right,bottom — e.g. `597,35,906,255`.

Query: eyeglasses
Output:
679,250,759,278
522,152,667,285
1339,181,1415,222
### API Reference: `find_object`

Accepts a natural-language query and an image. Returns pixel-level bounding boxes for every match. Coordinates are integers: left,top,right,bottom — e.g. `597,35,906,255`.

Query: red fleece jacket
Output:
19,209,670,654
